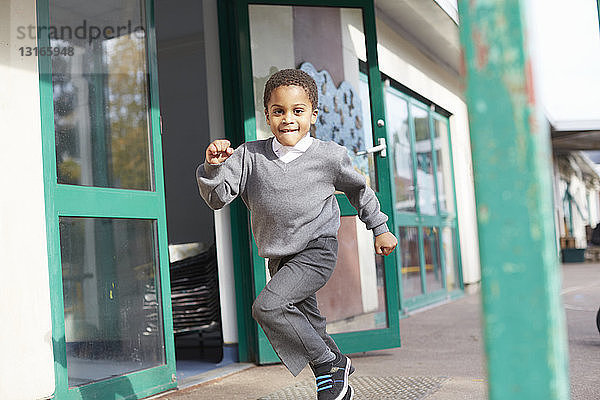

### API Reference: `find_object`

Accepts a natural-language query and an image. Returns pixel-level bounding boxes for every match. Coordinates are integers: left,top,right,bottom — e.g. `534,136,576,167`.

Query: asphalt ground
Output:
562,263,600,400
152,263,600,399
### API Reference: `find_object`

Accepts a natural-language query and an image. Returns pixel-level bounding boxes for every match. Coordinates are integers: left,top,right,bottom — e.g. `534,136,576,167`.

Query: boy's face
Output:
264,85,318,147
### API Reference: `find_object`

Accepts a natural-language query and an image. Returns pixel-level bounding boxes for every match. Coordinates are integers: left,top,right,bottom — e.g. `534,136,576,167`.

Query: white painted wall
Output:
0,0,55,398
374,16,481,284
202,0,239,344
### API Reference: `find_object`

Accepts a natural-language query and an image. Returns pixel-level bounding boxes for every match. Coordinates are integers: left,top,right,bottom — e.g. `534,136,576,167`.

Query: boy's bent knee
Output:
252,292,288,323
251,297,264,321
252,294,274,322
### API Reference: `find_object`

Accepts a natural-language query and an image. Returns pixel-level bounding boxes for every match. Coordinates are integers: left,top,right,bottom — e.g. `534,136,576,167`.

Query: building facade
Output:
551,122,600,254
0,0,481,398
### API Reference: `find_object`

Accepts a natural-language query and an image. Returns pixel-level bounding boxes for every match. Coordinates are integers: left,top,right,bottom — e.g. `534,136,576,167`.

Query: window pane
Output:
248,5,389,333
50,1,154,190
248,5,377,190
317,216,388,333
434,119,455,214
385,88,415,213
412,105,437,215
358,74,378,192
442,227,461,291
399,226,422,299
423,226,443,293
60,217,165,387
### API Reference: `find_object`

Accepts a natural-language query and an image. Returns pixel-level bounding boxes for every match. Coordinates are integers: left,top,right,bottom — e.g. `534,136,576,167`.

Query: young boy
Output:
196,69,397,400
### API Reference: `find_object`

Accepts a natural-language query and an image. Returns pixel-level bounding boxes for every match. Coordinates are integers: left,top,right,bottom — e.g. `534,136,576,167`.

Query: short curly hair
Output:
263,68,319,111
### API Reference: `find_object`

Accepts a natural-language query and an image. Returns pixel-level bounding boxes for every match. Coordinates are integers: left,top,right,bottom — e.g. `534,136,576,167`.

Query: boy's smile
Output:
265,85,318,147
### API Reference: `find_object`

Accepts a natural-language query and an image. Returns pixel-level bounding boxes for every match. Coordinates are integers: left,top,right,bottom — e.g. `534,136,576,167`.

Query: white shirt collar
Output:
272,133,313,154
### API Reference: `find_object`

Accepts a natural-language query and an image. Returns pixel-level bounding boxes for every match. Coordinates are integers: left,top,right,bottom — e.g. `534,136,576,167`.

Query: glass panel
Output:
358,73,378,192
317,216,387,333
248,5,376,189
50,0,154,190
434,119,455,214
385,87,415,213
399,226,422,299
412,105,437,215
423,226,443,293
59,217,165,387
442,227,460,291
248,5,389,334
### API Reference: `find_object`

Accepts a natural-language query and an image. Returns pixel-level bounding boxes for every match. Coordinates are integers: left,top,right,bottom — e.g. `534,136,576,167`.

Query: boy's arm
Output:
196,143,247,210
333,146,389,236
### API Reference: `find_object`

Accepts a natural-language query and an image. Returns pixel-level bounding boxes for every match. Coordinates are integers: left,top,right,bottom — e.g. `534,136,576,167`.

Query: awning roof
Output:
375,0,460,75
551,121,600,151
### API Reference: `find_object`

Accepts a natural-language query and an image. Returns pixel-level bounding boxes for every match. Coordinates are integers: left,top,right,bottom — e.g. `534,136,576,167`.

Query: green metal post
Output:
458,1,570,399
597,0,600,34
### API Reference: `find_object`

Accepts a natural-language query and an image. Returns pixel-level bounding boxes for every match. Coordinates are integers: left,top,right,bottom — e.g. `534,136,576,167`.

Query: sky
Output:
528,0,600,124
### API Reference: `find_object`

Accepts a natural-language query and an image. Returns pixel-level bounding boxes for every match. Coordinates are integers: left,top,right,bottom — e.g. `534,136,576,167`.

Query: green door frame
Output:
36,0,177,398
382,82,464,313
217,0,401,364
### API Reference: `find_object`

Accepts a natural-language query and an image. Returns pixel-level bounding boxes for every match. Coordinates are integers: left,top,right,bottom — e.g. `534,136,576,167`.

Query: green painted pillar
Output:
597,0,600,34
457,1,570,399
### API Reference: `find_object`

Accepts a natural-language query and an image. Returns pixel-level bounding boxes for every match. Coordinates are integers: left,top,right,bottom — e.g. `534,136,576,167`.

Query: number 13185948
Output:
19,46,74,56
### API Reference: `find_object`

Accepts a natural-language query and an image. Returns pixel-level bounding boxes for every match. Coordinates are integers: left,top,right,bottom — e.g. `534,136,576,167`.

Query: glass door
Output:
384,82,463,311
231,0,400,363
37,0,176,398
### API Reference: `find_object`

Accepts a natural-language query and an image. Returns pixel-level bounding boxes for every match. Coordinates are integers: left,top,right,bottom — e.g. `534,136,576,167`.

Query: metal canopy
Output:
551,125,600,151
375,0,460,75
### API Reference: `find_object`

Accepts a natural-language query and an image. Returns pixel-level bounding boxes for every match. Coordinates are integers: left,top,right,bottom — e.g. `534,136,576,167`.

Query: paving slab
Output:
154,292,487,399
153,263,599,399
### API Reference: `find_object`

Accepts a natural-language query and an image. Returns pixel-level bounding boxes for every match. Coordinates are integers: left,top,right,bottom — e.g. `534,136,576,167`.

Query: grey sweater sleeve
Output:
196,143,248,210
334,146,390,236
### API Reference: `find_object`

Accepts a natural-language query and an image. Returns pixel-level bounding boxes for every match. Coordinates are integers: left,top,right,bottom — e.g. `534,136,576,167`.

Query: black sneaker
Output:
340,353,355,376
313,353,351,400
311,351,355,376
343,385,354,399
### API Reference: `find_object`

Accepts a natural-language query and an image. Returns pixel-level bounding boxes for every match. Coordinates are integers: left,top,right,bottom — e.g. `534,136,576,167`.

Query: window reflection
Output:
317,216,388,333
60,217,165,387
51,1,153,190
423,226,443,293
385,88,415,212
435,119,455,214
412,105,437,215
442,227,461,291
399,226,422,298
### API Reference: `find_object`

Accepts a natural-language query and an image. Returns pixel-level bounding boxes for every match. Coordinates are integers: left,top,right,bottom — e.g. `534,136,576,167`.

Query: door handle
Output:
355,138,387,157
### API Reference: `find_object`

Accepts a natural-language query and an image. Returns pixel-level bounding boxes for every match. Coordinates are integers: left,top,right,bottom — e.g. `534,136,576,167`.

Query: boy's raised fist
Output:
374,231,398,256
206,139,234,165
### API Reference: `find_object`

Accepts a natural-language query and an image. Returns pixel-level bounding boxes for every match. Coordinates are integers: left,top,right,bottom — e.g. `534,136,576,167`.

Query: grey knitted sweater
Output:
196,137,389,258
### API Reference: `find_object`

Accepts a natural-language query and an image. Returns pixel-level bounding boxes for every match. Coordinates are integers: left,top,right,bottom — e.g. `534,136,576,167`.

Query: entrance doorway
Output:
221,0,402,363
155,0,233,382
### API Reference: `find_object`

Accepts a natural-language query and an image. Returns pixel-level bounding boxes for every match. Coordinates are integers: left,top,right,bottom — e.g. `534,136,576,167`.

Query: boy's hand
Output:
206,139,234,165
375,231,398,256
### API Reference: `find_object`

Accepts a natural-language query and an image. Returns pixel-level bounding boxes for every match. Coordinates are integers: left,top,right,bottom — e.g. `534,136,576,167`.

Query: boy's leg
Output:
253,237,338,376
297,294,355,377
296,294,340,355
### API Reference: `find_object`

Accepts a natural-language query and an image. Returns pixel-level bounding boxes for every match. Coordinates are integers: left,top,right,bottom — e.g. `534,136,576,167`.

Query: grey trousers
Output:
252,236,341,376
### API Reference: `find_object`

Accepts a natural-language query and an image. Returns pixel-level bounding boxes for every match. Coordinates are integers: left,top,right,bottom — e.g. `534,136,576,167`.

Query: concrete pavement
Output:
153,263,599,399
561,263,600,400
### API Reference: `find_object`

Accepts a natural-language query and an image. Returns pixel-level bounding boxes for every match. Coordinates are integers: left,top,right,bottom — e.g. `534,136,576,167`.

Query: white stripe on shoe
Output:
333,356,350,400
